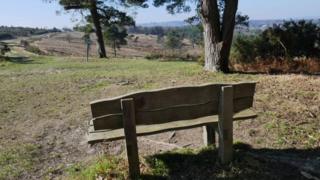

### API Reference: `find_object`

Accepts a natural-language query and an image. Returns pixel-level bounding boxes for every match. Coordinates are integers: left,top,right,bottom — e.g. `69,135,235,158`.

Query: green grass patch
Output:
0,144,40,180
66,156,127,180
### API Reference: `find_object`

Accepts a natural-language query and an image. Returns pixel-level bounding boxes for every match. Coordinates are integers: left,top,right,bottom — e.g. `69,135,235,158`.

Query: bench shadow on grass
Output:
141,143,320,180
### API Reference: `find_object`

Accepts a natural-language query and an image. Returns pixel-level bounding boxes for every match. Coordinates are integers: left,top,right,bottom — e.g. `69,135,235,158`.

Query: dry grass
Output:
32,32,201,59
0,55,319,179
231,58,320,74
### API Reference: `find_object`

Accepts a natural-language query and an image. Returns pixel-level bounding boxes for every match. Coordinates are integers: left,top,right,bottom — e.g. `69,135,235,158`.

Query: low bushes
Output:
231,58,320,74
0,42,10,56
145,50,199,61
20,40,45,55
230,20,320,74
232,20,320,62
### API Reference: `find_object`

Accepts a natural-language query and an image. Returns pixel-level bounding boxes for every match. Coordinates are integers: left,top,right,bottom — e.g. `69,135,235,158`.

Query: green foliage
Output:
104,25,129,56
21,42,45,55
165,29,184,50
184,25,203,47
233,20,320,62
129,25,203,47
128,26,165,35
0,26,60,40
0,42,10,56
98,6,135,27
0,33,14,40
66,156,126,180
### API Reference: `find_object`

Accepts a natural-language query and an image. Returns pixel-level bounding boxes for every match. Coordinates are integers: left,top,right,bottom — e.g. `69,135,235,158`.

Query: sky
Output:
0,0,319,28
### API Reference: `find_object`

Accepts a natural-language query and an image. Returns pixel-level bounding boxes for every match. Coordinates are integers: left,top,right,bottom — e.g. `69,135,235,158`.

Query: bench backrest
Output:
90,82,256,131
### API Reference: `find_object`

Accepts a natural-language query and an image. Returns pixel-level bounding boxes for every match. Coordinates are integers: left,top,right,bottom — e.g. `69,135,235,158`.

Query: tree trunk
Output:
200,0,238,73
220,0,238,73
113,41,117,57
89,0,107,58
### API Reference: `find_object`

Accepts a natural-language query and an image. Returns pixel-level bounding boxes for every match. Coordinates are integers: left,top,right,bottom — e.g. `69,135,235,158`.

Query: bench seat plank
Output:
87,109,257,144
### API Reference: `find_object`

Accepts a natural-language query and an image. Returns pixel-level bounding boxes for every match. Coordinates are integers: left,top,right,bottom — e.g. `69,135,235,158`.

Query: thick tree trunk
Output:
220,0,238,73
203,25,223,72
201,0,222,72
200,0,238,73
90,0,107,58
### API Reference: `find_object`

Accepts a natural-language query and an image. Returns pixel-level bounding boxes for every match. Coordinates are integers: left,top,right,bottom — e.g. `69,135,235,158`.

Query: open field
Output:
30,32,201,58
0,54,319,179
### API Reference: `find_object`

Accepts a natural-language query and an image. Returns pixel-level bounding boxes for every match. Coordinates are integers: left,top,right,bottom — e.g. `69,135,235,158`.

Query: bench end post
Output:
121,98,140,179
218,86,234,164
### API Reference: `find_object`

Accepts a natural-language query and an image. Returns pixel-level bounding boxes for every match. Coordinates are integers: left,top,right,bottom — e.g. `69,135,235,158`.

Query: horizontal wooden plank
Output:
234,96,254,113
90,83,224,118
93,113,122,130
90,82,256,118
88,109,257,143
92,95,254,131
233,82,256,99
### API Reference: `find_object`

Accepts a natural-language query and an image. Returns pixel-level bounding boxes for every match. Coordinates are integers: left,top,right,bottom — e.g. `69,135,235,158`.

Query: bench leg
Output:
121,98,140,179
202,124,216,147
218,86,234,164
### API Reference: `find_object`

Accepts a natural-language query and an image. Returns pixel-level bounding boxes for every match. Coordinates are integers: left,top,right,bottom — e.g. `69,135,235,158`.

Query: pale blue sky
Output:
0,0,319,28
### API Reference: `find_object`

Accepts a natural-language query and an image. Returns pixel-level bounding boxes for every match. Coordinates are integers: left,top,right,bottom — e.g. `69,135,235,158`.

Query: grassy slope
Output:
0,56,319,179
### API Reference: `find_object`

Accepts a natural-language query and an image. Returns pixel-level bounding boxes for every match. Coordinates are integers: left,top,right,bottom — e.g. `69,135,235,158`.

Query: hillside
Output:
0,53,319,179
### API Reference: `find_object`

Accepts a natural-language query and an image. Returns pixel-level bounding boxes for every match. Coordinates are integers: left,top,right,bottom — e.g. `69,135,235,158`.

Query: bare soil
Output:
0,43,319,179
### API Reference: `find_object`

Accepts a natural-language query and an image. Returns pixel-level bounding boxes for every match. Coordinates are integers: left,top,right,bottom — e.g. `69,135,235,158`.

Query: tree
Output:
81,24,94,61
184,25,203,48
233,20,320,61
164,29,184,50
154,0,244,73
104,25,129,57
0,42,10,56
50,0,147,58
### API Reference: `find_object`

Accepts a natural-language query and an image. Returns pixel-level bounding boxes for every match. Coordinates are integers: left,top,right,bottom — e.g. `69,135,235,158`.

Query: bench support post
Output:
218,86,234,164
203,124,216,147
121,98,140,179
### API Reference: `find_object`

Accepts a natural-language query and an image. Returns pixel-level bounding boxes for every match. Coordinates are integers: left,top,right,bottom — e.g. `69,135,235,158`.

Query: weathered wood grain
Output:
88,108,257,143
93,113,122,130
218,86,234,164
90,82,255,118
92,97,255,131
121,98,140,178
91,82,255,131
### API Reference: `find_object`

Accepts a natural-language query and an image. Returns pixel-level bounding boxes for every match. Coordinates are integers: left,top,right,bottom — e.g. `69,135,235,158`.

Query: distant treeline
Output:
128,26,201,36
0,26,61,40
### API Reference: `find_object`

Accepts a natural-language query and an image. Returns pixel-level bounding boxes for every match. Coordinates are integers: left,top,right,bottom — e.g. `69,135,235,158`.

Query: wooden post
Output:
121,98,140,179
203,124,216,147
218,86,234,164
86,43,90,62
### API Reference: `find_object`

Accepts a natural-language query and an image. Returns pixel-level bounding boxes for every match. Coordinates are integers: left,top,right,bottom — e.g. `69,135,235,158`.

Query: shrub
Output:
0,42,10,56
25,45,45,55
233,20,320,62
145,51,198,61
165,29,184,50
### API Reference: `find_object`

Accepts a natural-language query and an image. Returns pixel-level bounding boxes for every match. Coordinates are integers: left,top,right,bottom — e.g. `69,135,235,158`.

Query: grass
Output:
0,144,40,180
0,55,319,179
66,156,127,180
67,144,309,180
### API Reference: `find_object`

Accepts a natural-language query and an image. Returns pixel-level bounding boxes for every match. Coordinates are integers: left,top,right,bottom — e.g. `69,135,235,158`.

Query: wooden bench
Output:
87,82,257,178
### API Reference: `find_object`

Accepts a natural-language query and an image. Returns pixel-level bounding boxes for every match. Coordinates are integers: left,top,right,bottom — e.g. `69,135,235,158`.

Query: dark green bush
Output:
146,51,198,61
0,42,10,55
25,45,45,55
233,20,320,62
